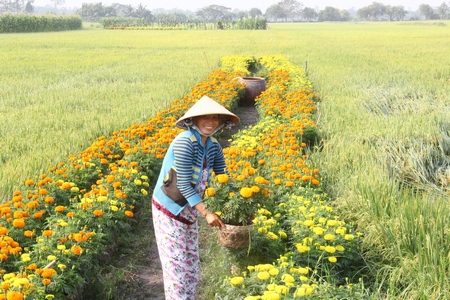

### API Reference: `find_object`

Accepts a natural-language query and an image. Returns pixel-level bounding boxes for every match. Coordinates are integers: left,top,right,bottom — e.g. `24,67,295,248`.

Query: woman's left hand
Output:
205,212,225,228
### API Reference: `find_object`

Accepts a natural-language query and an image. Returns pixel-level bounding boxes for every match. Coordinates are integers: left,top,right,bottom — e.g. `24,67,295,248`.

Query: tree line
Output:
1,0,449,22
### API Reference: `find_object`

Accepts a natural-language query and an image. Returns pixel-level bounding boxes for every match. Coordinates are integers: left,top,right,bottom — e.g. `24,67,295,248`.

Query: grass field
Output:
1,21,450,298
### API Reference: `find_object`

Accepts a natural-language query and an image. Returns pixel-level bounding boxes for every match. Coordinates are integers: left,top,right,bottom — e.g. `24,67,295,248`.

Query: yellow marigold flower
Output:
324,234,335,241
300,275,309,282
325,246,336,254
328,256,337,263
275,284,289,294
240,187,253,198
267,232,279,240
298,267,309,274
229,192,235,197
45,295,55,299
257,271,270,280
57,245,66,251
216,174,229,183
110,205,119,212
47,255,56,261
336,245,345,252
269,268,279,276
262,291,279,300
327,220,338,226
274,179,283,185
237,175,246,181
229,276,244,286
278,230,287,239
141,189,148,196
205,188,216,197
71,186,80,192
285,181,295,187
281,273,295,283
344,234,355,240
312,227,324,235
303,220,314,227
295,244,310,253
21,254,31,262
251,186,260,193
58,264,66,270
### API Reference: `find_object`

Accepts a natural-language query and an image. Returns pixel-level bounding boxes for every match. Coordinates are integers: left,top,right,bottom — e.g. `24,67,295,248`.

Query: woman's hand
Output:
195,202,225,228
205,212,225,228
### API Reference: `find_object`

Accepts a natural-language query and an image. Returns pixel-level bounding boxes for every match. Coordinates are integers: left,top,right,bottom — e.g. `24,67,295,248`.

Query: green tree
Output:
318,6,341,21
419,3,437,20
0,0,25,12
24,0,33,13
196,5,233,22
249,7,262,18
437,2,449,20
278,0,303,21
265,3,287,21
302,7,317,21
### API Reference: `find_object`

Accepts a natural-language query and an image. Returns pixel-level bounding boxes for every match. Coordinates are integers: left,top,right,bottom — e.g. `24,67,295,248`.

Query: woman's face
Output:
194,114,220,136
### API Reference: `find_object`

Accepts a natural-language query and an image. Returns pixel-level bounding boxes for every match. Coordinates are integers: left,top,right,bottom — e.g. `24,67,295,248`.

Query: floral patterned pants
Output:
152,198,199,300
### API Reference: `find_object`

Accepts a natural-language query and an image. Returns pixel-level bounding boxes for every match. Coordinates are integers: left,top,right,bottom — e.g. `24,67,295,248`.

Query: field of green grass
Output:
1,21,450,298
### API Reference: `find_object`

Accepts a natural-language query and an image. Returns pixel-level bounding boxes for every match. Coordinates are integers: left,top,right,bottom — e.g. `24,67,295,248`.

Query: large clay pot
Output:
239,77,266,106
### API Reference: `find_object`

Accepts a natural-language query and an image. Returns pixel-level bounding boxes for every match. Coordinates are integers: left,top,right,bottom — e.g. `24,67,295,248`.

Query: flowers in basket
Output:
204,172,271,226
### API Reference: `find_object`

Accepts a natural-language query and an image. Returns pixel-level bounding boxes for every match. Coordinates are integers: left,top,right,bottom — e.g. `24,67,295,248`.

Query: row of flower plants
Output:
205,56,373,299
0,55,371,299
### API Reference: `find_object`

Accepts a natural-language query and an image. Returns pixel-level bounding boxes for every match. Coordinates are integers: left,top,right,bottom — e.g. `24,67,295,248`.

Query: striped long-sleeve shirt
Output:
153,129,228,216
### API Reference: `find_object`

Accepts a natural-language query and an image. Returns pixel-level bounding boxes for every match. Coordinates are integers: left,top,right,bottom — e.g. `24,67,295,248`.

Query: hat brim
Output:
176,96,240,130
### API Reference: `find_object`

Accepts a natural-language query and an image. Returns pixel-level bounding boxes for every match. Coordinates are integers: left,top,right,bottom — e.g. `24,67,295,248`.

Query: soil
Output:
117,105,259,300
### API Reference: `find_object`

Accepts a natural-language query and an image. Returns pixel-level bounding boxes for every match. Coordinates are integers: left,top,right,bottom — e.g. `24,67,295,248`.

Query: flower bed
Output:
0,56,368,299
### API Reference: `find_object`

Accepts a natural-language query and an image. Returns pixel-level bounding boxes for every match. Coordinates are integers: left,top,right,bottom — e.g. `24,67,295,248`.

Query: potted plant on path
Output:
204,171,271,249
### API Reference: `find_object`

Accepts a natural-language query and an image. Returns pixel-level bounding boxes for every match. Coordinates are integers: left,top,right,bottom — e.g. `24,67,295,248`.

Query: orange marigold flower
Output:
66,212,75,218
6,291,24,300
38,189,48,195
71,245,82,255
45,197,55,204
42,278,51,285
26,201,39,209
25,179,34,186
42,230,54,237
112,182,121,189
0,227,8,235
33,211,44,219
24,230,34,238
55,206,65,213
124,211,134,218
26,263,37,270
93,210,103,217
12,219,25,229
41,268,57,278
286,181,295,187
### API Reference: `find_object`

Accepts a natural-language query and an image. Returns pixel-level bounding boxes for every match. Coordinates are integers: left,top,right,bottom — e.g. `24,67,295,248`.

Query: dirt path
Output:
127,105,258,300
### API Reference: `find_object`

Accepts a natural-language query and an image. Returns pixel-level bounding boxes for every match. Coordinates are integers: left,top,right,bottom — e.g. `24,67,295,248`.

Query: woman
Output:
152,95,240,299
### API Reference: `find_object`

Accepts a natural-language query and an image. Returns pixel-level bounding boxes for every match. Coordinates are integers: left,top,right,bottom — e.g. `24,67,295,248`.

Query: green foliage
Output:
0,14,82,33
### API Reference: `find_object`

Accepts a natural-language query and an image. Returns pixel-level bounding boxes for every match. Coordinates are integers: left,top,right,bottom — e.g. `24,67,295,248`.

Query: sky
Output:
35,0,445,12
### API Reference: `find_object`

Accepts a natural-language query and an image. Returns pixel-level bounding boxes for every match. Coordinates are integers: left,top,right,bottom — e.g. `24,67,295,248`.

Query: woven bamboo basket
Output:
218,224,254,249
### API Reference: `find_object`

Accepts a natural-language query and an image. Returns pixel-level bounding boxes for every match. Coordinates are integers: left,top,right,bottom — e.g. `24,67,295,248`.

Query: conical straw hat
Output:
176,96,240,130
